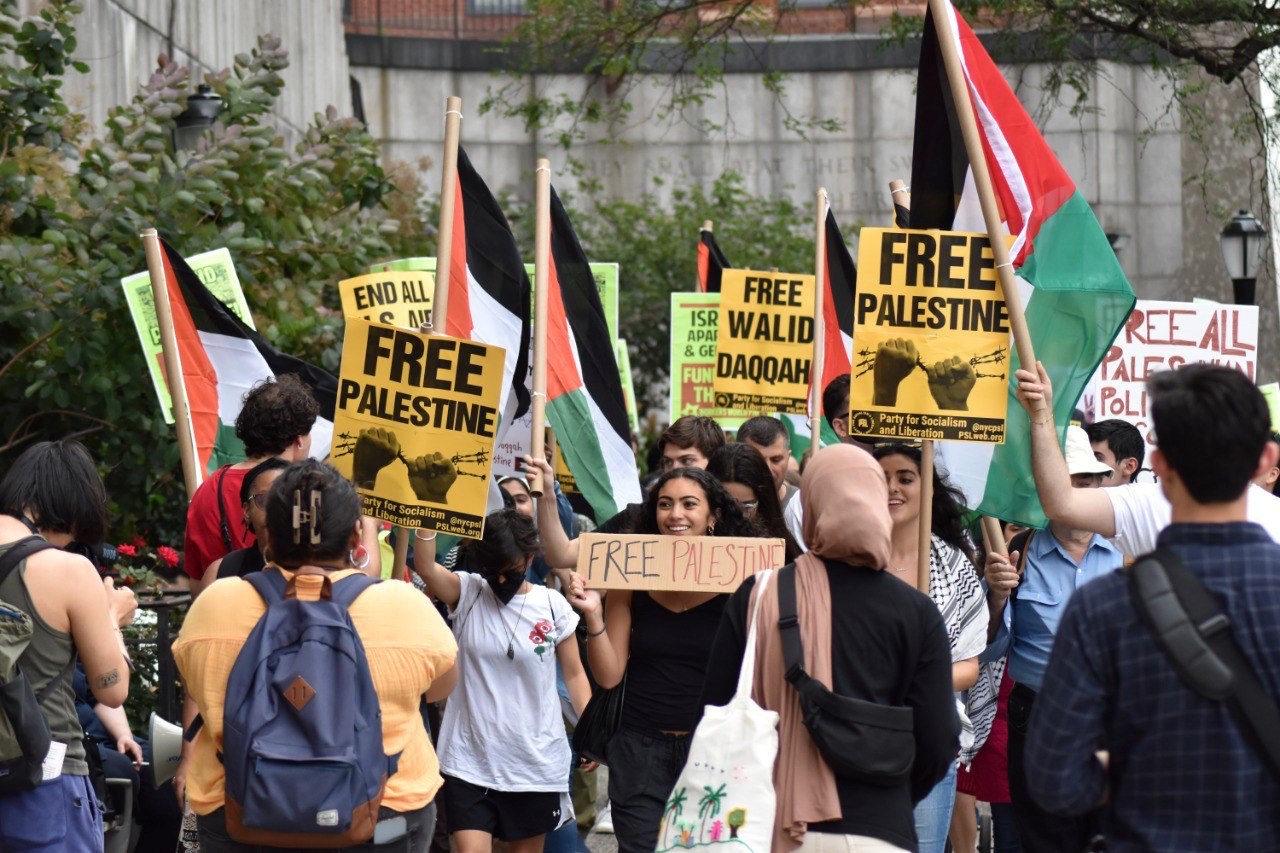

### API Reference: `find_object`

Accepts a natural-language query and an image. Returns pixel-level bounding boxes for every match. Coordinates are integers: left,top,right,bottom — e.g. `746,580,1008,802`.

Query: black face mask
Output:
487,571,525,605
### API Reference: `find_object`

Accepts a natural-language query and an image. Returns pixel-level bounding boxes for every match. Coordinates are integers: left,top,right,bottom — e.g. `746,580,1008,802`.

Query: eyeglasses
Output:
740,500,759,512
245,494,270,508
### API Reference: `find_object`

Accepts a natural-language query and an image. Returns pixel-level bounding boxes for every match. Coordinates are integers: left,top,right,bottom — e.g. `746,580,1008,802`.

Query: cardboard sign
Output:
577,533,785,591
339,270,434,330
713,269,815,415
331,318,505,538
850,228,1012,443
121,248,254,425
1089,300,1258,446
669,292,746,428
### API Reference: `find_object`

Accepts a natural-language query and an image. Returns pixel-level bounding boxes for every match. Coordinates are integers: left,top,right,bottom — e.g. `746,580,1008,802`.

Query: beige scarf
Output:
750,444,893,851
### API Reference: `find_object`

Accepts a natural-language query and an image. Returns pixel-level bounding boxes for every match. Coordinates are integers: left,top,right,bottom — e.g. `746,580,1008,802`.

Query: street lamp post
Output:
1219,209,1268,306
173,84,223,152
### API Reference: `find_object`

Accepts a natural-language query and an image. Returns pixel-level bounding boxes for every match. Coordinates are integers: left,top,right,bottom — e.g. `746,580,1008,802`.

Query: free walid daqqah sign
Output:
331,318,505,538
712,269,816,415
850,228,1012,443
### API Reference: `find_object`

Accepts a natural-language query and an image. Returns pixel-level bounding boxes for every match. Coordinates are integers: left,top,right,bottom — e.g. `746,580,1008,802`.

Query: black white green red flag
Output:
910,0,1135,527
546,188,642,519
696,228,730,293
158,239,336,475
443,147,533,428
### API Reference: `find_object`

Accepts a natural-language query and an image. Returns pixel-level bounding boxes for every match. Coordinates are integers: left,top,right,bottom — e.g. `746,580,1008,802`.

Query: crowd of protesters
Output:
2,360,1280,852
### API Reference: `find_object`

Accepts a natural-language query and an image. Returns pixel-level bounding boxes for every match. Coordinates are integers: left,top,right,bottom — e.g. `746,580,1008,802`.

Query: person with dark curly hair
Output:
707,443,801,562
182,375,319,589
872,442,988,852
525,456,766,852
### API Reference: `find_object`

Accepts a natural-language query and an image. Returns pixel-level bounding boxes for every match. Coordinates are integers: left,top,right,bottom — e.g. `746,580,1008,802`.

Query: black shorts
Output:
441,774,564,841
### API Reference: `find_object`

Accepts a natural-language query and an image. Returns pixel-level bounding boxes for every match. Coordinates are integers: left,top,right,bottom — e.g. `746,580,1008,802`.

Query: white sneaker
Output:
595,802,614,834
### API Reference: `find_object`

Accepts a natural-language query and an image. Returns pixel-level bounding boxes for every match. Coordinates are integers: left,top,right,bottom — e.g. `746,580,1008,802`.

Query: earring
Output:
350,545,370,569
707,521,716,536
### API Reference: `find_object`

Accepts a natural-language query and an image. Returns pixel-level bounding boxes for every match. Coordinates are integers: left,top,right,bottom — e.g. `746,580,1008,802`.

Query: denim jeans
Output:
911,761,957,853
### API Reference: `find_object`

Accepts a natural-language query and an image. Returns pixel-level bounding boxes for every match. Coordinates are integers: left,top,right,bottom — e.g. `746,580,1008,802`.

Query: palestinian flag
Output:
158,239,336,475
779,414,840,465
443,146,533,426
696,227,730,293
545,187,642,519
813,207,857,418
911,1,1135,527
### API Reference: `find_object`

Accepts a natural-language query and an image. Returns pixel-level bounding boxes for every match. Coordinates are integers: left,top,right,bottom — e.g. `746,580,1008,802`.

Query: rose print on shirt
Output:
529,619,556,662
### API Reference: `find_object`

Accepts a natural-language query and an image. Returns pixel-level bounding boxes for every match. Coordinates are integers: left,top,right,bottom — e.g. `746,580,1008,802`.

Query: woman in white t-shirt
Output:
414,508,591,853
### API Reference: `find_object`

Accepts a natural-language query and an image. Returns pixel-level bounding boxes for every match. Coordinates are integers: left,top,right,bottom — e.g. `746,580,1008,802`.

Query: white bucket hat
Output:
1065,424,1114,476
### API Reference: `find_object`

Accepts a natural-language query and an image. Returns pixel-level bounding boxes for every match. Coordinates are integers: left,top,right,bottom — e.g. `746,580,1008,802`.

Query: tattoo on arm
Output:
96,669,120,689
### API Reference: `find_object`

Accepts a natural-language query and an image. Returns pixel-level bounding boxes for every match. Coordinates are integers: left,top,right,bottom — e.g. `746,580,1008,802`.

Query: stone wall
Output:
49,0,352,144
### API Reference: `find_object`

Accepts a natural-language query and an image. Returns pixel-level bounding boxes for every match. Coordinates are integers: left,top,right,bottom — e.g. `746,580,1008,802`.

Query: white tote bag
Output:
657,570,779,852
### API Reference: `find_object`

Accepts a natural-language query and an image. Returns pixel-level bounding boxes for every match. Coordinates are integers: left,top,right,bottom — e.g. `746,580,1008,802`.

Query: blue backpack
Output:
218,568,397,847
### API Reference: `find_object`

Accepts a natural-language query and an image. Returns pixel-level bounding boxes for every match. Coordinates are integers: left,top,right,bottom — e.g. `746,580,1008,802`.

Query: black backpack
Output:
1127,547,1280,783
0,536,69,793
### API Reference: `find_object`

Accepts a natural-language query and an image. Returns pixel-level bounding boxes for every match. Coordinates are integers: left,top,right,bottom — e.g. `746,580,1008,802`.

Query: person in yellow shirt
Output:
174,460,458,851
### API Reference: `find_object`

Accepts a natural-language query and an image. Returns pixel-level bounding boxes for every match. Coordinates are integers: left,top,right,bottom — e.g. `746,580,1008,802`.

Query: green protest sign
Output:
121,248,253,425
616,338,639,434
669,292,746,428
1261,382,1280,431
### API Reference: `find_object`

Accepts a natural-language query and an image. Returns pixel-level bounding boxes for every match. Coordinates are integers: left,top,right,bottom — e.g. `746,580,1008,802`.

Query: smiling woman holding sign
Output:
524,457,765,853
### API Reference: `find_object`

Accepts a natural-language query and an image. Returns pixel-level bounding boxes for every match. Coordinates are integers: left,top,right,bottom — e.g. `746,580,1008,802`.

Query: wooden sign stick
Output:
530,158,552,497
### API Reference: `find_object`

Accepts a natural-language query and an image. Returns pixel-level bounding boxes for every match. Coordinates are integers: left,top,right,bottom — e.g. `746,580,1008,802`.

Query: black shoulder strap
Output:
777,564,806,685
1128,546,1280,782
0,536,80,706
216,464,235,552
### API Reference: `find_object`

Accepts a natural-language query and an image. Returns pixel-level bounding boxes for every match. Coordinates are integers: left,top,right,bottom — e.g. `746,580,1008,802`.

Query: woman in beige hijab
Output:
699,444,960,852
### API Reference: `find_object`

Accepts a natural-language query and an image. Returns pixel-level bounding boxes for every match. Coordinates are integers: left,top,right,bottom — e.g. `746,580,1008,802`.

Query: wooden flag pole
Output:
399,95,463,577
926,0,1040,411
529,157,552,497
809,188,829,462
886,179,934,595
141,229,202,501
433,96,463,334
981,515,1007,557
917,440,935,595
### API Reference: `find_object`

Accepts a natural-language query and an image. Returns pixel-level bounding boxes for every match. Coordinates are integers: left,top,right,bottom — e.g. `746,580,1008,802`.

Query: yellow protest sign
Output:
339,271,434,330
712,269,816,415
332,318,505,538
577,533,785,592
850,228,1012,443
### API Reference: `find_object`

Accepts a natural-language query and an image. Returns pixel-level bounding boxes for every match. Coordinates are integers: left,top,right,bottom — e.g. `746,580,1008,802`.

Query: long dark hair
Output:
632,467,760,539
707,444,801,560
872,443,977,567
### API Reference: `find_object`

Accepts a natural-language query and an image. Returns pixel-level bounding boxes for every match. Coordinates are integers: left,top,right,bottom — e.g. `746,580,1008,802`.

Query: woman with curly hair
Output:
707,442,802,562
523,458,765,852
872,442,987,853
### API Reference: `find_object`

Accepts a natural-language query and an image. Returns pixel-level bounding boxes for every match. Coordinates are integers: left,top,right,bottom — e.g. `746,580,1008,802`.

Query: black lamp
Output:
174,84,223,152
1219,209,1268,306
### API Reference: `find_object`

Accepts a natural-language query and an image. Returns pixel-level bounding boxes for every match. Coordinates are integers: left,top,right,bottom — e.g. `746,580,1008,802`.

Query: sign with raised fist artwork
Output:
849,228,1013,443
331,318,505,538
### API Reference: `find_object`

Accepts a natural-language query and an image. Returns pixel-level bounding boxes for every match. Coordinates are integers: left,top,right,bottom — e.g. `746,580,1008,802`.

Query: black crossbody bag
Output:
1127,547,1280,783
777,564,915,786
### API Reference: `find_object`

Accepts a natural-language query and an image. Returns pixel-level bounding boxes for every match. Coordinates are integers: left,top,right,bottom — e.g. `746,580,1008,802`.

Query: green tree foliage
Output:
0,0,404,541
484,0,1280,153
560,172,834,416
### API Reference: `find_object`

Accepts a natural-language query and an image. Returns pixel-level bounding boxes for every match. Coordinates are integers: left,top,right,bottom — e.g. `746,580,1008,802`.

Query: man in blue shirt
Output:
984,425,1121,851
1023,363,1280,851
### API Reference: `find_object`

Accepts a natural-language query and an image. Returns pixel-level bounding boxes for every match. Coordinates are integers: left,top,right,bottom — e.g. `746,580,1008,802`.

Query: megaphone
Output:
148,713,183,787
